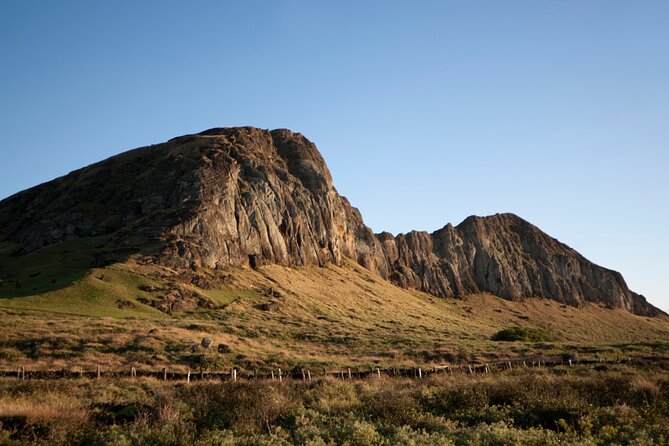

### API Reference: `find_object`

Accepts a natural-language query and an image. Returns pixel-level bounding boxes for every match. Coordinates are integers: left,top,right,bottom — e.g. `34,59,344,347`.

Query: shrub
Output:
2,366,669,445
180,382,297,435
491,326,554,342
361,383,421,426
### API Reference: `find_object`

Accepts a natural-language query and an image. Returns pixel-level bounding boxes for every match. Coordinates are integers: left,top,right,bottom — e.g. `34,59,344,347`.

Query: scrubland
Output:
1,365,669,445
2,258,669,444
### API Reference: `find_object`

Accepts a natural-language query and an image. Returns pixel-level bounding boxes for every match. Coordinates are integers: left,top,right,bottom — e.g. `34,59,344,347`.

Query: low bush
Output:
1,366,668,445
491,326,554,342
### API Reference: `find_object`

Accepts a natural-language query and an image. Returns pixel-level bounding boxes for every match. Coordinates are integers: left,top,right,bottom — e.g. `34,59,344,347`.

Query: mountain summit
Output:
0,127,661,316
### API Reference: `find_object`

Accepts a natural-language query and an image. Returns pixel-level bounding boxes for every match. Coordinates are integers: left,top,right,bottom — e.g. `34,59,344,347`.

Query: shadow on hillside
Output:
0,234,144,299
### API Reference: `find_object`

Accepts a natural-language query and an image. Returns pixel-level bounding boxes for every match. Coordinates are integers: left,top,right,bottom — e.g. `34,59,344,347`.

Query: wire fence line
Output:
1,355,660,382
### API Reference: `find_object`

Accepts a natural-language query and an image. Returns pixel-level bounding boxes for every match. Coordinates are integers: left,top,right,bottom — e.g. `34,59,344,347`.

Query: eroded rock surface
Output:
379,214,659,316
0,127,660,316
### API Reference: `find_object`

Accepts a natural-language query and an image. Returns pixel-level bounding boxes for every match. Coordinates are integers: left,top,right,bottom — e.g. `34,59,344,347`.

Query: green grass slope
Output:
1,254,668,371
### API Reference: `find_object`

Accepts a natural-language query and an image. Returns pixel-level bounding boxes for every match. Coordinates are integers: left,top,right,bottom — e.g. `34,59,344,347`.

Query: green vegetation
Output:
1,259,668,371
0,235,121,298
1,365,668,445
492,326,555,342
0,266,166,318
200,289,261,307
1,246,668,444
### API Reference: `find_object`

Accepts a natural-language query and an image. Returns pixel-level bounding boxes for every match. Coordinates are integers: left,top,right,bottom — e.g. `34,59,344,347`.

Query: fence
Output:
0,355,656,382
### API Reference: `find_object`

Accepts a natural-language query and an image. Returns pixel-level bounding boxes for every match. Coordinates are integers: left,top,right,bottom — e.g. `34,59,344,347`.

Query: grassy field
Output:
1,364,668,445
2,243,669,444
1,255,668,373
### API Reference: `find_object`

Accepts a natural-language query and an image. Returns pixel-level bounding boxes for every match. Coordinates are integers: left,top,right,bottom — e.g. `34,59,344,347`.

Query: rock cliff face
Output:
378,214,658,316
0,127,661,316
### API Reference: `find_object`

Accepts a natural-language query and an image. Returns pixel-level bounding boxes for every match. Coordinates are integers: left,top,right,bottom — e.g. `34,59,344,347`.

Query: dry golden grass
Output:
1,257,668,372
0,393,86,422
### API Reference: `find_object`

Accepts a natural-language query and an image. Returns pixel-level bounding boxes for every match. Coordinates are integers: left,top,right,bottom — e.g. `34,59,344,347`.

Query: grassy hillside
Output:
1,253,668,372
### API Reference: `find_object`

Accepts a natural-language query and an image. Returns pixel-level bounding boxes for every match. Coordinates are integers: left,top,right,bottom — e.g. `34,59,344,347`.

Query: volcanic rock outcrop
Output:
0,127,660,316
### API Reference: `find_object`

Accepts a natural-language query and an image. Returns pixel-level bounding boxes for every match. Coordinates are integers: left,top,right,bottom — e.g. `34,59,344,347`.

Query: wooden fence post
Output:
79,366,83,379
187,369,191,383
307,370,312,381
271,370,275,380
232,368,237,382
301,369,306,381
508,361,512,370
418,368,423,379
376,368,381,378
96,365,101,380
131,367,136,378
348,368,352,380
278,368,282,382
163,368,167,381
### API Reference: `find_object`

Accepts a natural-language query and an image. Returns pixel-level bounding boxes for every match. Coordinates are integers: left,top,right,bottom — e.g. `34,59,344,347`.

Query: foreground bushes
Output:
0,366,668,445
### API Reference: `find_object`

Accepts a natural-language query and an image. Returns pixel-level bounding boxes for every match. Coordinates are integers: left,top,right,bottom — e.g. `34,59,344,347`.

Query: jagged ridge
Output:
0,127,661,316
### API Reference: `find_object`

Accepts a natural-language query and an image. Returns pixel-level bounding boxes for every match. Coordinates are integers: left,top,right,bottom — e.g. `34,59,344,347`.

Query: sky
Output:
1,1,668,311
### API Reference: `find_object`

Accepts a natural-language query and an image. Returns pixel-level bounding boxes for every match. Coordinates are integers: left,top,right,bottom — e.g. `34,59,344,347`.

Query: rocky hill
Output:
0,126,661,316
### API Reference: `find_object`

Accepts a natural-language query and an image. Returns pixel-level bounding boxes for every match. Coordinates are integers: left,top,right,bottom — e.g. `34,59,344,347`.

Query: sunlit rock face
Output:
0,126,660,316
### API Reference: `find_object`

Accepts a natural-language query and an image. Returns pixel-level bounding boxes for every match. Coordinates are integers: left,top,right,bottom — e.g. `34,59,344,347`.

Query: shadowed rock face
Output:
0,127,661,316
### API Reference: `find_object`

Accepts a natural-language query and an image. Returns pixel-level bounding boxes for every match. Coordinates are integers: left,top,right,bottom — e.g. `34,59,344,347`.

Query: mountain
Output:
0,126,661,317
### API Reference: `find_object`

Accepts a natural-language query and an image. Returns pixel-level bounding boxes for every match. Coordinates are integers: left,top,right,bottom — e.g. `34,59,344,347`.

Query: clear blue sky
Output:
1,1,668,311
